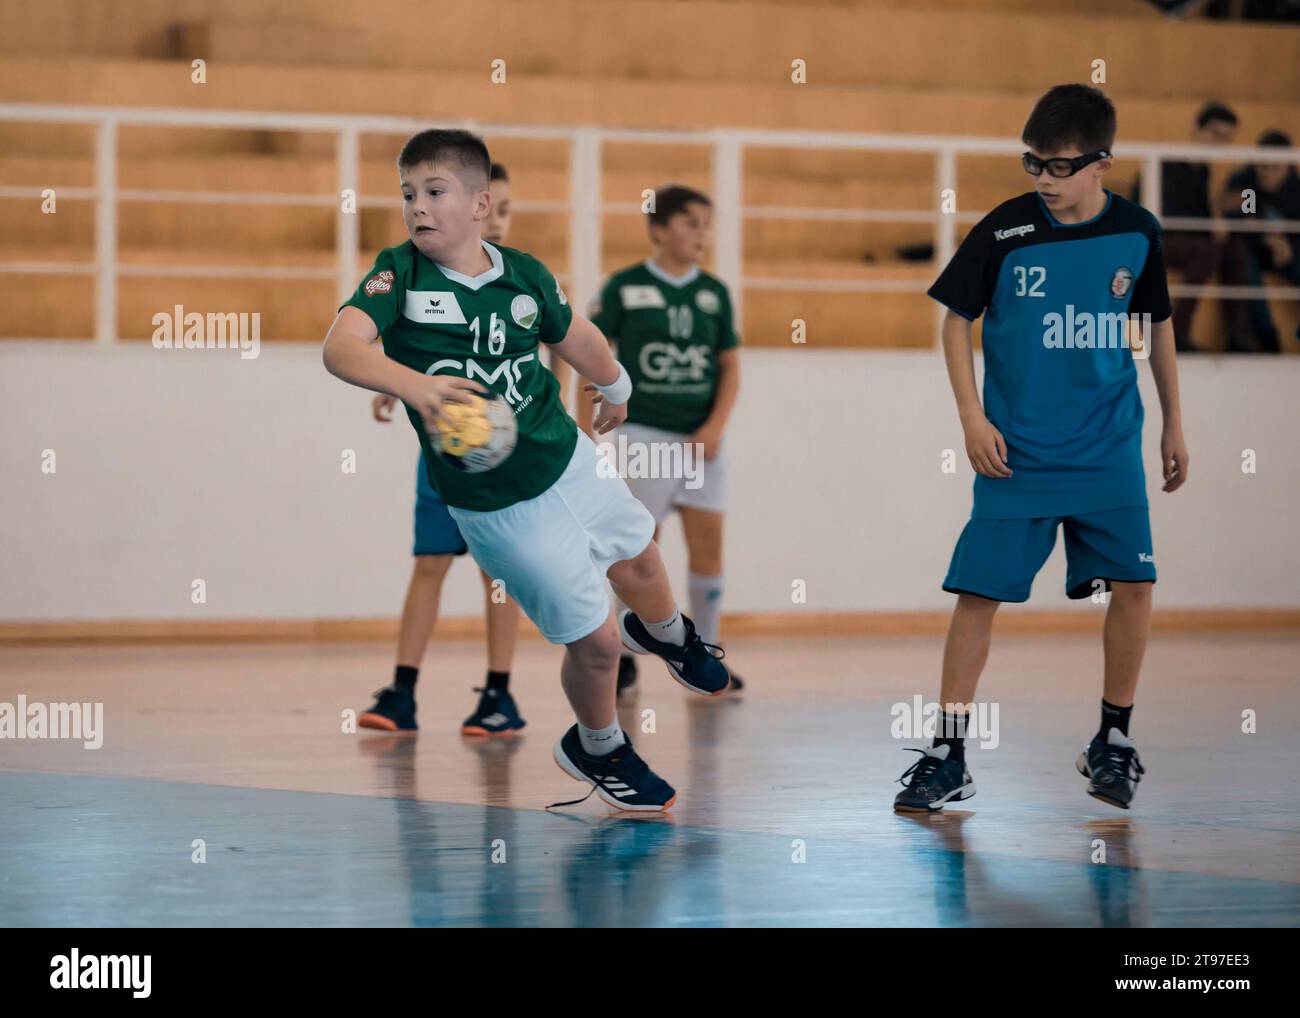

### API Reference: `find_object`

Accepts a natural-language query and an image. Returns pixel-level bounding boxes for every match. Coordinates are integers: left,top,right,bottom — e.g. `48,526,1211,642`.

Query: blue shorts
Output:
413,452,469,557
943,507,1156,603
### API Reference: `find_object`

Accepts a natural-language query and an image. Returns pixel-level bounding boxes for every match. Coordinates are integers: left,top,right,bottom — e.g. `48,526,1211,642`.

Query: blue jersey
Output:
928,190,1172,519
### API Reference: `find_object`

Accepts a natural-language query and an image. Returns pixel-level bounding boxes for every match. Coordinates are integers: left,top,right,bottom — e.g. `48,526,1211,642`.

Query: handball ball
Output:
432,392,517,473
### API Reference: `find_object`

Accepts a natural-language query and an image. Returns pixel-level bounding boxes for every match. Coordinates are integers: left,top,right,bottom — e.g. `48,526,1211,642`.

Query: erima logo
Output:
1139,552,1154,564
403,291,466,325
995,224,1036,241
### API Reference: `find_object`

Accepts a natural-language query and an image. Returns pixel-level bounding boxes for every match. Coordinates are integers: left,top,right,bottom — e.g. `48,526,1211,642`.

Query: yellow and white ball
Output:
432,392,517,473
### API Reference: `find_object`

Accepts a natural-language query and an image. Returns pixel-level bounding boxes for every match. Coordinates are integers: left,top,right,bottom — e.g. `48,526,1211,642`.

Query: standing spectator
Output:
1131,101,1238,351
1221,131,1300,352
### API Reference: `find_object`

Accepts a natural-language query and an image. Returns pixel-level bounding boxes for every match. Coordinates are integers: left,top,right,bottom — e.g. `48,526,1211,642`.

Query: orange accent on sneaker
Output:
359,712,398,732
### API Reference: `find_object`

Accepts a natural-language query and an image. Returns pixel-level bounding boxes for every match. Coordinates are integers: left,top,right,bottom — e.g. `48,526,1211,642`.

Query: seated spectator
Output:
1132,101,1238,351
1221,131,1300,352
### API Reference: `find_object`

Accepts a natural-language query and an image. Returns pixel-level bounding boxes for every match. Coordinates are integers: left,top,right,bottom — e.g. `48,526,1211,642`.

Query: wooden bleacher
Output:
1,0,1298,348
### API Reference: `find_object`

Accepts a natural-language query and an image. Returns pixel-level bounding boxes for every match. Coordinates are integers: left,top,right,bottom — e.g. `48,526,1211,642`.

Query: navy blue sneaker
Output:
551,725,677,812
893,745,975,813
618,610,729,696
1076,728,1145,809
461,686,526,737
359,685,417,732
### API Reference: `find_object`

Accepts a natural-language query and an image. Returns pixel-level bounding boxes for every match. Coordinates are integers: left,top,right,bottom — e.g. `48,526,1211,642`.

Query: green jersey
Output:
343,240,576,511
590,261,739,433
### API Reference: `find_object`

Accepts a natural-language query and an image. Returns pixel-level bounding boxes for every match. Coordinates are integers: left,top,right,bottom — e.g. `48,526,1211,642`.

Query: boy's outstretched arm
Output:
941,309,1011,478
322,306,486,433
1145,317,1190,492
550,313,628,435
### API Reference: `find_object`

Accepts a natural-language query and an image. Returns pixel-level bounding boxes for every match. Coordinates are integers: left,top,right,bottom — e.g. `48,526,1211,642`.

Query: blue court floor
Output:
2,633,1298,927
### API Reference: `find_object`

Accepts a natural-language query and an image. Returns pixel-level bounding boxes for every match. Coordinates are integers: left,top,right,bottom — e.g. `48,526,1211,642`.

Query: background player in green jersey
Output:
323,131,730,811
363,162,572,738
585,185,743,696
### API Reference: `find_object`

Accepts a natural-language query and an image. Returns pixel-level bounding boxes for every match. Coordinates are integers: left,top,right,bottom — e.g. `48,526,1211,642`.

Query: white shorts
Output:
602,422,728,523
447,430,656,645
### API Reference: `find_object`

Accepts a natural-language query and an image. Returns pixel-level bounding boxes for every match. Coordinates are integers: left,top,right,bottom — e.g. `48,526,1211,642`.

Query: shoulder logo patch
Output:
555,279,568,307
621,284,666,310
511,294,539,329
364,270,394,296
694,289,721,314
1110,267,1133,299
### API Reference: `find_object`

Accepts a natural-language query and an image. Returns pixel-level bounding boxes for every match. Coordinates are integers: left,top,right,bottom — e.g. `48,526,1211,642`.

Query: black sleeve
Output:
927,218,995,321
1129,229,1172,323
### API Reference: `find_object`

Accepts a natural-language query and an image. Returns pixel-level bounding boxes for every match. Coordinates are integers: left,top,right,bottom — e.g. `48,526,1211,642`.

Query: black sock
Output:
394,665,418,691
1100,699,1132,738
486,670,510,693
932,711,967,763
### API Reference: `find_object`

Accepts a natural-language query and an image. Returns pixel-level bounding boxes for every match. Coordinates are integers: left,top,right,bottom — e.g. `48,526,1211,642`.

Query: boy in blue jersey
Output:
896,85,1190,813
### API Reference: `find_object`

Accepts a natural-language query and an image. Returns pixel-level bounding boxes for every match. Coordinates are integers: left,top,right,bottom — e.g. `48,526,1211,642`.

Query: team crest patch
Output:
1110,267,1133,299
364,270,394,297
511,294,539,329
694,289,721,314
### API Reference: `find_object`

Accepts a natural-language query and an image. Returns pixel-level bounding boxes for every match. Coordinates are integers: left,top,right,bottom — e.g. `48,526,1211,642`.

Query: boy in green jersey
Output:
587,185,743,696
323,131,730,811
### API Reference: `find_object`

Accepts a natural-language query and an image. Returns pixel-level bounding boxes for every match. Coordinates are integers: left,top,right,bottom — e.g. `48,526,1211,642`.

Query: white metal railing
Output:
1,103,1298,345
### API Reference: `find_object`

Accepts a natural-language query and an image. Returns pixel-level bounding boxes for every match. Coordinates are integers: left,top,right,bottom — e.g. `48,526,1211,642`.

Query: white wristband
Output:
595,363,633,405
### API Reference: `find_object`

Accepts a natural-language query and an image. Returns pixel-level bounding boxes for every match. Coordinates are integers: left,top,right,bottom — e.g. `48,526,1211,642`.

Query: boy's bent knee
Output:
567,622,620,668
608,541,661,583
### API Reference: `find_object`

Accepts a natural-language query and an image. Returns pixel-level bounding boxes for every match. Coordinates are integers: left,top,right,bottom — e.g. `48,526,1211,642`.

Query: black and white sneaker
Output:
461,686,526,737
551,725,677,812
1076,728,1145,810
618,610,729,696
893,744,975,813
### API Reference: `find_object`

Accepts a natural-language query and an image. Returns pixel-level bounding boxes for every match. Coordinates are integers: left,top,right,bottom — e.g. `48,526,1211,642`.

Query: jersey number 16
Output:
469,313,507,355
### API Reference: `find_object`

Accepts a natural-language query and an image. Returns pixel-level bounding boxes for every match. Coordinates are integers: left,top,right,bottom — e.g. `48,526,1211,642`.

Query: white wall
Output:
1,342,1296,621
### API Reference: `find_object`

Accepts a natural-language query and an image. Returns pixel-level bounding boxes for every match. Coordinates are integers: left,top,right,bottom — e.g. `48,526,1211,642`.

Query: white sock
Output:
578,718,627,757
688,572,725,645
644,609,687,646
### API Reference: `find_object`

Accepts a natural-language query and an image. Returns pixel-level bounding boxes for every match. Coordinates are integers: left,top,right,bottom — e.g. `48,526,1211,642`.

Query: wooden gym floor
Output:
2,631,1297,927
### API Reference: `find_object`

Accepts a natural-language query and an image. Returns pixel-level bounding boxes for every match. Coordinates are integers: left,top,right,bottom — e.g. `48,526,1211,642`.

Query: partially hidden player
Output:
363,161,571,738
